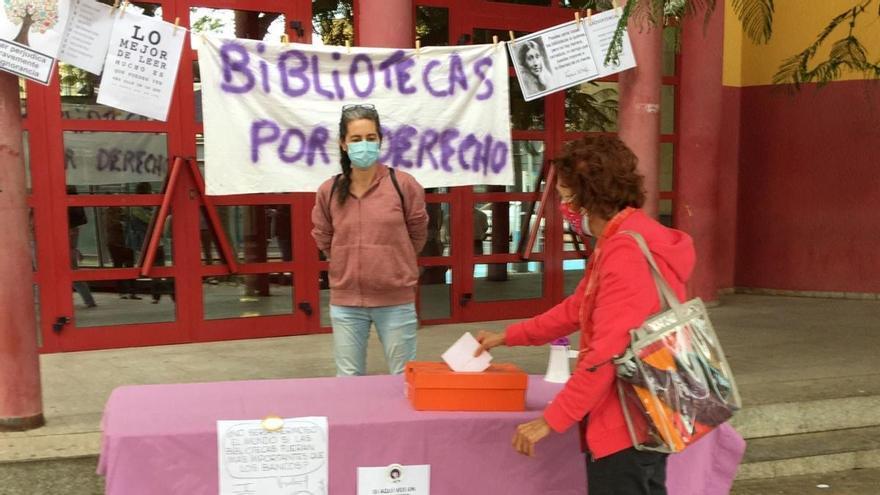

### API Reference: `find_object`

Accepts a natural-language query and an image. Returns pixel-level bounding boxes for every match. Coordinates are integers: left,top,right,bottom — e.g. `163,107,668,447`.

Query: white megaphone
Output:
544,337,579,383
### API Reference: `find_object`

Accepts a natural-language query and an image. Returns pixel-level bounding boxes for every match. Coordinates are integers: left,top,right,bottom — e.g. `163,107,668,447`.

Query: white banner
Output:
197,37,512,194
65,131,167,185
0,0,72,84
97,10,185,121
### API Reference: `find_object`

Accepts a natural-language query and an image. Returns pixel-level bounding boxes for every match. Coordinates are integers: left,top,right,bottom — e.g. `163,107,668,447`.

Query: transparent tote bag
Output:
613,232,741,454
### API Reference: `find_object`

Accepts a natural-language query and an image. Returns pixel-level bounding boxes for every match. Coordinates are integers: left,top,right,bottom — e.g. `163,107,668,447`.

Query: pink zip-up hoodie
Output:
311,164,428,307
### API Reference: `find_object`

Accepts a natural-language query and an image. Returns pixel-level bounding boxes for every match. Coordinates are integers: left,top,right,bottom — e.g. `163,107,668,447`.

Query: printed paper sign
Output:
509,9,637,101
358,463,430,495
509,21,599,102
585,7,637,77
0,0,72,84
58,0,114,74
197,37,513,194
217,416,329,495
97,10,184,121
442,332,492,372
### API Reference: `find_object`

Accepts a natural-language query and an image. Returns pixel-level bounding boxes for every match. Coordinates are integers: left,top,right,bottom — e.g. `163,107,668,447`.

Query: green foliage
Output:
192,15,225,34
731,0,774,44
772,0,880,88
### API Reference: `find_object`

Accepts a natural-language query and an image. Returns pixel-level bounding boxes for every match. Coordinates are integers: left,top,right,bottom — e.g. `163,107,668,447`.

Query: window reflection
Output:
565,81,619,132
203,273,293,320
474,262,544,301
312,0,353,46
212,205,293,264
416,6,449,46
64,131,168,193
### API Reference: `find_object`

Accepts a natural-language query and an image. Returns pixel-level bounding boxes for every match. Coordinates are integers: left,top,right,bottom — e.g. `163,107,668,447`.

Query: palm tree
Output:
595,0,878,89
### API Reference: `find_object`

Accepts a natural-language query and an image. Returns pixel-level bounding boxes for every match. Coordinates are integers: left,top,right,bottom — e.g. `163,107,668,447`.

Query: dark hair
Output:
552,135,645,220
337,105,382,205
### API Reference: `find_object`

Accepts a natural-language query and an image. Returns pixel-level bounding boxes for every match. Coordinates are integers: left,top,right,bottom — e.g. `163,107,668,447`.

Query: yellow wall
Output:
723,0,880,87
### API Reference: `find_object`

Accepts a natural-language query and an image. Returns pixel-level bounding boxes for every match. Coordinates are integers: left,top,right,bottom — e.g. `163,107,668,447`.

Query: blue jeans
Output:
330,303,418,376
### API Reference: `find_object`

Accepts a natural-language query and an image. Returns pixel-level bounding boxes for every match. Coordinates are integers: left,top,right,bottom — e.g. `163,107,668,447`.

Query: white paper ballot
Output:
357,463,430,495
442,332,492,372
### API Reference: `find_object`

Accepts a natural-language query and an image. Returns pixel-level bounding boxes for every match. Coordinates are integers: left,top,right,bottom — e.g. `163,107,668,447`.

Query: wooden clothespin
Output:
612,0,620,9
492,35,499,48
587,8,593,24
508,30,515,42
575,12,581,26
281,34,289,45
173,17,180,34
112,0,120,9
415,38,421,56
120,1,128,15
345,40,351,54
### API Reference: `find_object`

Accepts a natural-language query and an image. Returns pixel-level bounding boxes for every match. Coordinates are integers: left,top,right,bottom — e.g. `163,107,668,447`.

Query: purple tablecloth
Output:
98,375,744,494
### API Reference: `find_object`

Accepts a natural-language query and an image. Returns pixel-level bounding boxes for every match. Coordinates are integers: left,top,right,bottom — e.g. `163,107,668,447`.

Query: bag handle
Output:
620,231,685,317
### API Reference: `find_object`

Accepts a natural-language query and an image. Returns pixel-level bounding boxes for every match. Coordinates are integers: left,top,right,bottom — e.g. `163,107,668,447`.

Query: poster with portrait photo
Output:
0,0,72,84
508,21,600,102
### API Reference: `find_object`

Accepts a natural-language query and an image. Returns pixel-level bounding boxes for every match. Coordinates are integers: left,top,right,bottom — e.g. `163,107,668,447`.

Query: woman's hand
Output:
512,417,552,457
474,330,505,356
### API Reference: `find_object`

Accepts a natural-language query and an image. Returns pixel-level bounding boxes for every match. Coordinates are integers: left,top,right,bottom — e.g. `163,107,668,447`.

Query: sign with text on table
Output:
197,37,513,194
509,7,636,102
358,463,431,495
217,416,329,495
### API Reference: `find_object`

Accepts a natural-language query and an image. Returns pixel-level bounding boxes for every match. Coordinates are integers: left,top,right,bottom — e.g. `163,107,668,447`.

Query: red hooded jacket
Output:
505,208,695,459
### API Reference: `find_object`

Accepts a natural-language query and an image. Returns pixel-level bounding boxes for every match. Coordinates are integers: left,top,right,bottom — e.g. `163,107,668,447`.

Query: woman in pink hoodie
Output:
477,136,695,495
311,104,428,377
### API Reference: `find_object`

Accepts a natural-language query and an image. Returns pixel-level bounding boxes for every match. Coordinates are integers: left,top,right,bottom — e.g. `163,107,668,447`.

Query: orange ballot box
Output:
405,361,528,412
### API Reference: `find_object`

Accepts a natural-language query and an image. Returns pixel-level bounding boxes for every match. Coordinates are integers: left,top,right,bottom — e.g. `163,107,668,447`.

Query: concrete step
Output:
731,466,880,495
731,393,880,439
737,425,880,480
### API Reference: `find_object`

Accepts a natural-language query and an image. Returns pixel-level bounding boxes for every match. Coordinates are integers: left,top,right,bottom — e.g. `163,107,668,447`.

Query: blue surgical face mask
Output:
346,140,380,169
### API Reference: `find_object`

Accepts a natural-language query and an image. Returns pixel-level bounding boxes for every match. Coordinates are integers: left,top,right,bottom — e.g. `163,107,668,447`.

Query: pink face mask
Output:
560,201,593,237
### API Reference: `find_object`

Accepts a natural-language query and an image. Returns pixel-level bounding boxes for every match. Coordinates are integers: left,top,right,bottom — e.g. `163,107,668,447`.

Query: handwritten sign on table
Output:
217,416,329,495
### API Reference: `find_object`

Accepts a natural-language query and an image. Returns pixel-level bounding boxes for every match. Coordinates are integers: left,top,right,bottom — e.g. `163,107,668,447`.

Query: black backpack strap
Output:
388,168,406,218
323,174,342,223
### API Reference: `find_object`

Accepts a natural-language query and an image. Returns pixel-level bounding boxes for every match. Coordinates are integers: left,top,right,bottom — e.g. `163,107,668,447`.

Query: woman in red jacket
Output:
477,135,695,495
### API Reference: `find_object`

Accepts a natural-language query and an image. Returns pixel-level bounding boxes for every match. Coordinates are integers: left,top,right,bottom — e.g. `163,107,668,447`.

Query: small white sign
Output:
58,0,115,74
217,416,329,495
357,463,430,495
509,21,600,102
0,0,72,84
584,7,637,78
441,332,492,372
97,10,184,121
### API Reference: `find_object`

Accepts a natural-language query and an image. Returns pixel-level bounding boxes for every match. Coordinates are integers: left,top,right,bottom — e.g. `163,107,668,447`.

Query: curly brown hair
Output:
552,135,645,220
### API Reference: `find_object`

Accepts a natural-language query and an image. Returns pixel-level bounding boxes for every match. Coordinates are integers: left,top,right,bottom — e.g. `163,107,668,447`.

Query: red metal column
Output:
358,0,413,48
0,72,43,430
675,8,727,301
617,7,663,218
